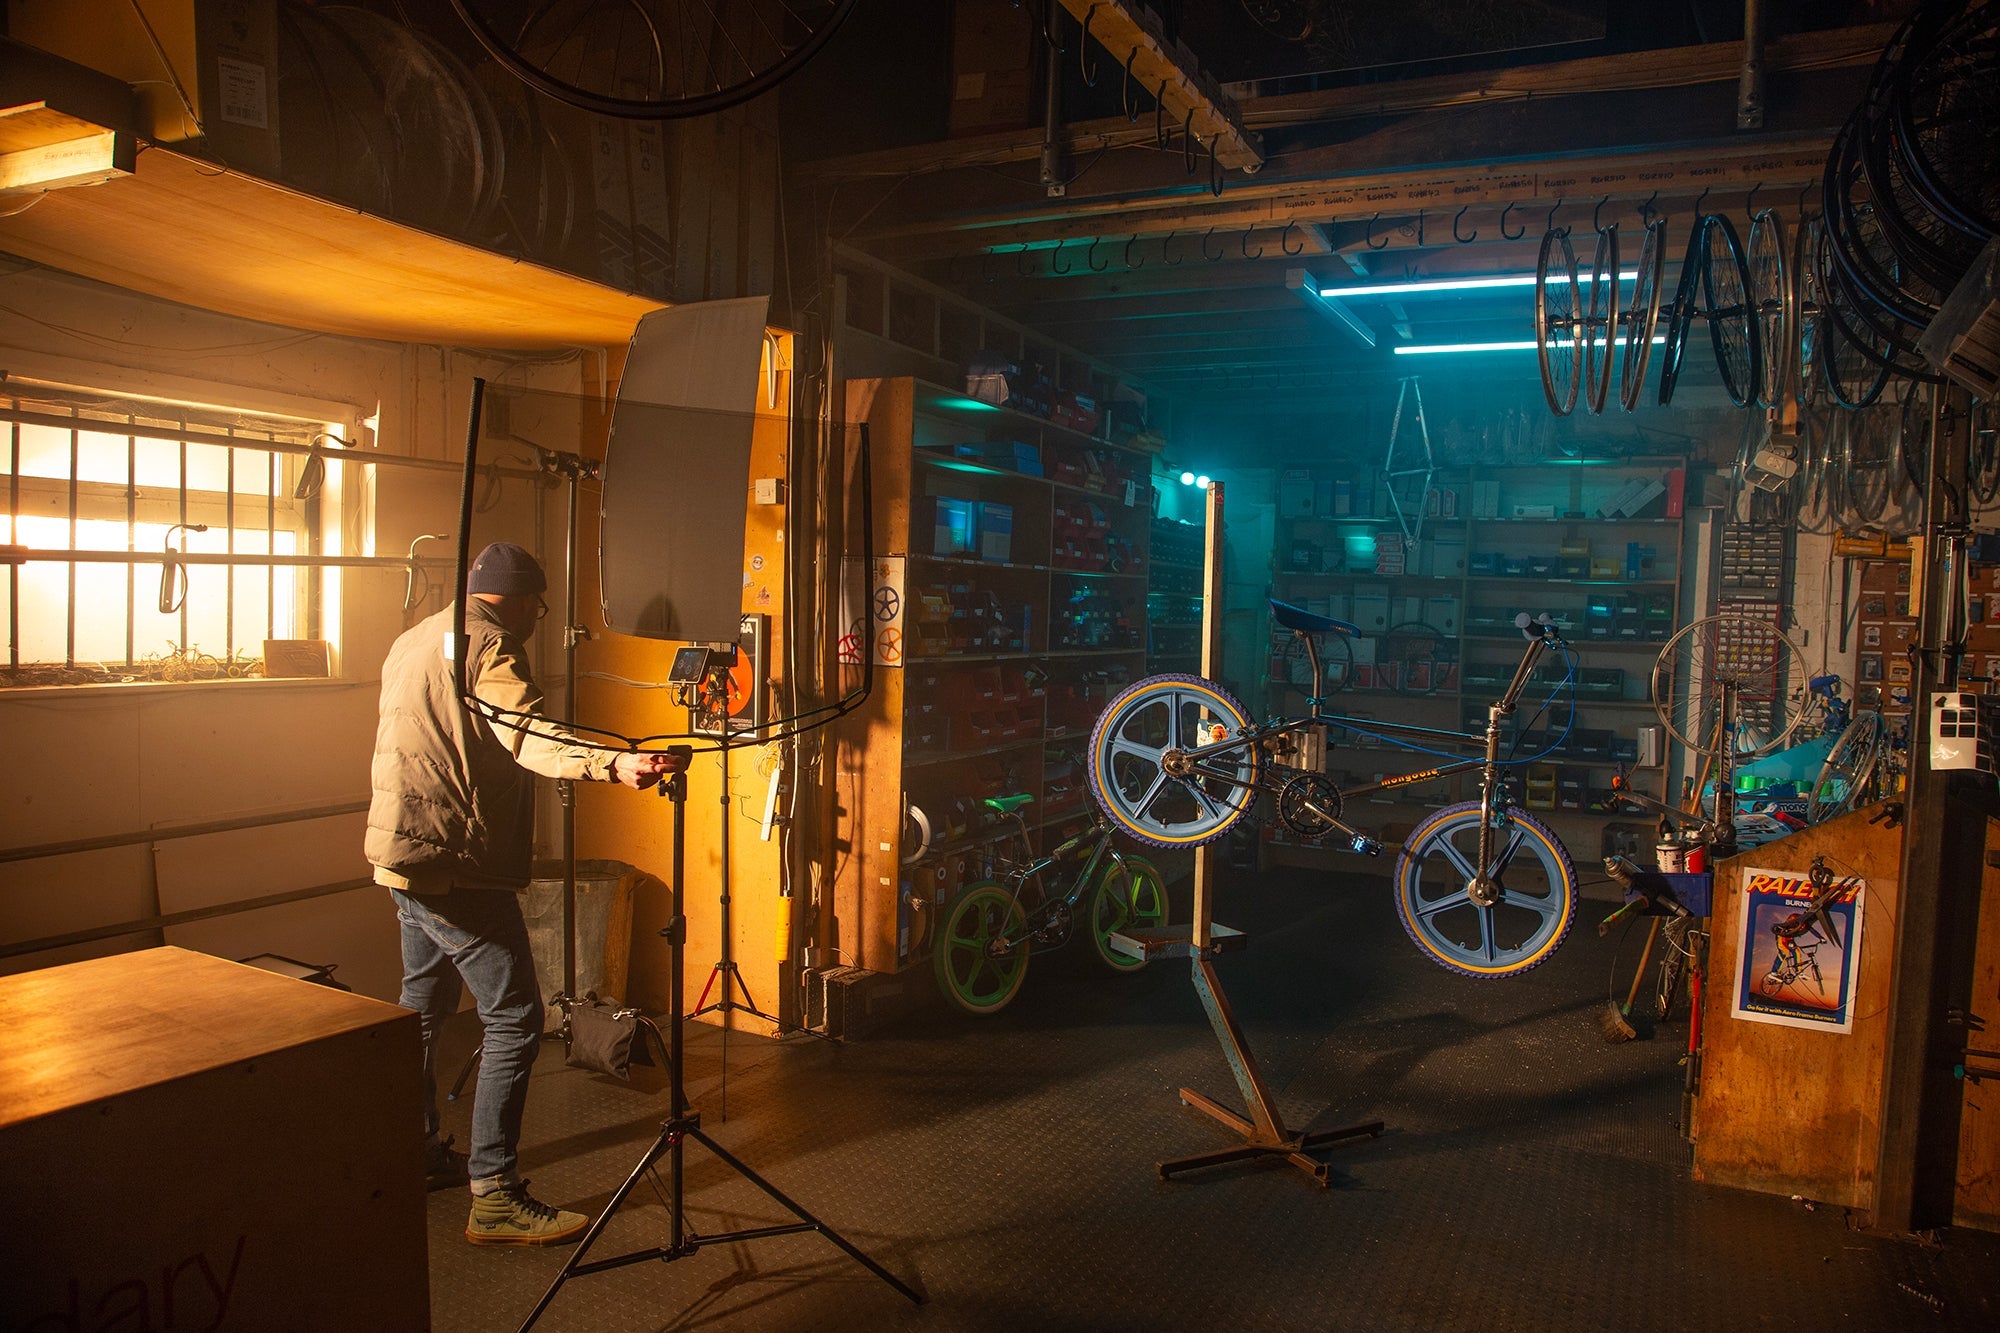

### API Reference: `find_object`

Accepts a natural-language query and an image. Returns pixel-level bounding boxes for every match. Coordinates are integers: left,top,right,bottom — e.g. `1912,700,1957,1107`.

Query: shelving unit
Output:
833,376,1158,974
1147,515,1206,674
1265,457,1693,862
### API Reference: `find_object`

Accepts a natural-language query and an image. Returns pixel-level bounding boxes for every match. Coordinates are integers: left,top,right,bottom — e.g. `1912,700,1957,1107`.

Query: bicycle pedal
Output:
1349,835,1381,857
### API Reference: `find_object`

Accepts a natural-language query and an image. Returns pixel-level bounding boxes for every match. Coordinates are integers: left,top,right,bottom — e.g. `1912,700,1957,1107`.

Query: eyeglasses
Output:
534,596,550,620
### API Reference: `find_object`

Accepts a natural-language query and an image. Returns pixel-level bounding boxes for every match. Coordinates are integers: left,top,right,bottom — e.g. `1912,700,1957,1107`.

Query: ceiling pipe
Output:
1737,0,1766,129
1040,5,1068,197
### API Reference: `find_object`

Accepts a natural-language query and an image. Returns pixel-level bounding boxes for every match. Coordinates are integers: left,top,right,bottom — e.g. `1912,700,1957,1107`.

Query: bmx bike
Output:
931,795,1170,1015
1084,598,1582,979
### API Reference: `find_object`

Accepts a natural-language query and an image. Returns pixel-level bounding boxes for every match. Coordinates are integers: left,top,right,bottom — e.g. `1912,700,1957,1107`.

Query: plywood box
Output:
0,947,428,1330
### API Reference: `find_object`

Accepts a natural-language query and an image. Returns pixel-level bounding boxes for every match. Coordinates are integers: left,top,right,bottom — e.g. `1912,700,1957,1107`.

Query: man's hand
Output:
611,750,689,790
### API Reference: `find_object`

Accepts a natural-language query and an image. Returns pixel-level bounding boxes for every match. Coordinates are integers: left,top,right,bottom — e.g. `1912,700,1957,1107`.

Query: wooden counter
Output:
0,946,427,1330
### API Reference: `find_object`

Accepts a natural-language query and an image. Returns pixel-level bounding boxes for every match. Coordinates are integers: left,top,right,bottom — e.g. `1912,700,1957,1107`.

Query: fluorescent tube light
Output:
1393,333,1667,356
1322,270,1638,300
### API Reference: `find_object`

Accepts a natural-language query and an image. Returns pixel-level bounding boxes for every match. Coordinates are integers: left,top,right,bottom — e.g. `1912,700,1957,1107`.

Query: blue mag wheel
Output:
1392,802,1576,979
1087,673,1261,850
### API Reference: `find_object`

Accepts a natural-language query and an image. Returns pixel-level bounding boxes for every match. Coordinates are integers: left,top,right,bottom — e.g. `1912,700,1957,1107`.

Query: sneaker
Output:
465,1180,589,1247
425,1136,470,1192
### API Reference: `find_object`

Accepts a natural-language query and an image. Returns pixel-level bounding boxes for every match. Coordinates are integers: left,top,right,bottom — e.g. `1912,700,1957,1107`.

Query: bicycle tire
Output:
1276,628,1353,699
1089,855,1169,972
1889,1,1999,243
1972,398,2000,506
1088,673,1261,849
447,0,859,120
1792,214,1826,406
1619,219,1666,412
1583,225,1618,415
1746,210,1791,408
1392,803,1576,979
1794,405,1837,532
1657,217,1707,407
1844,401,1895,523
1893,382,1933,527
1655,919,1691,1022
1702,212,1762,408
933,882,1030,1016
1536,229,1582,417
1809,710,1886,823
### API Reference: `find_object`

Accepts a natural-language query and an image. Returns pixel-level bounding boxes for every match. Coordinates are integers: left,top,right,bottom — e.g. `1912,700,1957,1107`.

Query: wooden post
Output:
1191,481,1225,953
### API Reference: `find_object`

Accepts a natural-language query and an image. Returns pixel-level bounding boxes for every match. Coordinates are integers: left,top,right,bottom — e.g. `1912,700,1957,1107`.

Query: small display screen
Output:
668,646,713,683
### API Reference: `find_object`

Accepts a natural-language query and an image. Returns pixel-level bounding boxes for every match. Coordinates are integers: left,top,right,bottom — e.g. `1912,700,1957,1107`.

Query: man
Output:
366,541,683,1246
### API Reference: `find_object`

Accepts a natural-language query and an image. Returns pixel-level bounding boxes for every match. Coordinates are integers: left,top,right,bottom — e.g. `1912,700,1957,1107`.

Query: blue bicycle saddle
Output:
1268,598,1359,636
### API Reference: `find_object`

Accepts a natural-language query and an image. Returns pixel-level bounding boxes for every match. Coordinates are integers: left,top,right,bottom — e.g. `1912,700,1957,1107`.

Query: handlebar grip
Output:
1514,611,1560,642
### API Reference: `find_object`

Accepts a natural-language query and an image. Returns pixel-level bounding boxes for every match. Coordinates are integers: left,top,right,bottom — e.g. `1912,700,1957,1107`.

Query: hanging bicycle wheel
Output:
1702,213,1761,408
1619,218,1667,412
1392,803,1576,979
1381,621,1454,697
1792,214,1826,406
1891,1,2000,244
1793,405,1838,533
1536,229,1582,416
447,0,859,120
1650,615,1810,760
1582,225,1619,415
1746,210,1791,408
1889,382,1933,533
1657,217,1708,406
1088,673,1262,848
1275,628,1352,700
1089,855,1169,972
1809,711,1887,823
1972,398,2000,507
1843,400,1896,524
933,882,1029,1016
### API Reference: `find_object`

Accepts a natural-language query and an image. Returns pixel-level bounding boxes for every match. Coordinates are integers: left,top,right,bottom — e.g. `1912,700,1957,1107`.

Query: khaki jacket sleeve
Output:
471,635,617,782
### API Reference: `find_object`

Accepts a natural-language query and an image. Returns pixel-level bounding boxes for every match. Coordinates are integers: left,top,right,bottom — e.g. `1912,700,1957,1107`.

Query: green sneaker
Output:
465,1180,589,1247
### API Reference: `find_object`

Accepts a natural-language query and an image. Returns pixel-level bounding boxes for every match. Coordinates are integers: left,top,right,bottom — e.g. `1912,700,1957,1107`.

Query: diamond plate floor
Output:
424,866,1999,1332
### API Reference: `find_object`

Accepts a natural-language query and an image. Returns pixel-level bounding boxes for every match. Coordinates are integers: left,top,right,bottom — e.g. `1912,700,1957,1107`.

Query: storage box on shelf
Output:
1147,514,1206,673
836,377,1158,979
1265,458,1691,852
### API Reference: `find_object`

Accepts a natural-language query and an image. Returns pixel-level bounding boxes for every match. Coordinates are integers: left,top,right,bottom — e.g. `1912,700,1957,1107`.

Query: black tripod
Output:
685,660,784,1118
519,752,921,1331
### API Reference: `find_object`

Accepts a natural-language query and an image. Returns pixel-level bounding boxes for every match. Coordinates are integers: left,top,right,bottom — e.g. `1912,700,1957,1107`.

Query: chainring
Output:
1276,772,1345,839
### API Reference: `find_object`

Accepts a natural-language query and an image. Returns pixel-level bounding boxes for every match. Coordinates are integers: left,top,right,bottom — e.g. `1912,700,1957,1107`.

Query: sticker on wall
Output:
838,556,906,668
1729,865,1866,1034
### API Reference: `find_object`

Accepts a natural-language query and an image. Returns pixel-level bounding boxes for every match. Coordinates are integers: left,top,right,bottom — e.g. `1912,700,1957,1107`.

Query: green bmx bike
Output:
1084,598,1581,979
932,796,1170,1016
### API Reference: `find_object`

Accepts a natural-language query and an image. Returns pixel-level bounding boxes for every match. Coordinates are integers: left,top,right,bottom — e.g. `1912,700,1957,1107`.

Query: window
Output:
2,383,350,686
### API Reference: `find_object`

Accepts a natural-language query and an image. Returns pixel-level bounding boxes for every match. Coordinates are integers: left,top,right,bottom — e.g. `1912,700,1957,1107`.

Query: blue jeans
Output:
392,886,544,1185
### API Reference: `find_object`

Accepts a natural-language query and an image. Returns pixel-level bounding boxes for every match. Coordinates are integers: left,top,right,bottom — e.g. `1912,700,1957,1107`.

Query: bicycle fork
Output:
1471,634,1550,905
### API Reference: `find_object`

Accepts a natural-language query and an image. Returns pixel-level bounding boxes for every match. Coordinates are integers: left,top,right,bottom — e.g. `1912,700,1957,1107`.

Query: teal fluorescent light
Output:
1322,270,1638,300
1394,333,1667,356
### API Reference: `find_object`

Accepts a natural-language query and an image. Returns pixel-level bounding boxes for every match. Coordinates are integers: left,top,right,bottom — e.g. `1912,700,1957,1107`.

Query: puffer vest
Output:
365,602,537,887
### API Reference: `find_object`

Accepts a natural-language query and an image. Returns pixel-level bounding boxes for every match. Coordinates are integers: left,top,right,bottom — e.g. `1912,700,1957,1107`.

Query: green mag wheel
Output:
933,882,1029,1016
1089,854,1170,972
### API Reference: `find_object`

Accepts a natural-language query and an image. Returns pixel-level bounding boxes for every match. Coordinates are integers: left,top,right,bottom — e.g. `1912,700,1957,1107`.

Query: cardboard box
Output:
976,501,1013,563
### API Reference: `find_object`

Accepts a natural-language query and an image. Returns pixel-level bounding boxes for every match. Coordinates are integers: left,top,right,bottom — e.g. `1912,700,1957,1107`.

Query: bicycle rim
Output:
1620,219,1666,412
1583,226,1618,415
1746,210,1792,407
1537,229,1582,416
1392,803,1576,979
1702,213,1761,408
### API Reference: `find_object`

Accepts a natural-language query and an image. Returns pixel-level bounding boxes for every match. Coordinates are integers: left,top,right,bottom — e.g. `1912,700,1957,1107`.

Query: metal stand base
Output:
1160,1088,1383,1187
518,1110,921,1331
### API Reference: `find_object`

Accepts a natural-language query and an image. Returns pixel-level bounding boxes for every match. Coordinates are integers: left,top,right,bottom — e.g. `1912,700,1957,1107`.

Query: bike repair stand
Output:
1107,481,1383,1186
519,750,920,1332
686,655,784,1120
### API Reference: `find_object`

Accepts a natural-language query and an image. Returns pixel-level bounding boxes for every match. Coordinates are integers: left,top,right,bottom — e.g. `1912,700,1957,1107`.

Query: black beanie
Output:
467,542,546,595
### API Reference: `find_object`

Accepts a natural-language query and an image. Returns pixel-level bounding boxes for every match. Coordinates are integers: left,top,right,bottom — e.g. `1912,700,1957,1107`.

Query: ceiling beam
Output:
1286,268,1374,349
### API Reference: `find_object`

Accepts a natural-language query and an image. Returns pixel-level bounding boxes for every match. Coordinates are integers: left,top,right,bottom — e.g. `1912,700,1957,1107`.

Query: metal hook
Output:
1416,208,1426,248
1280,219,1304,257
1050,238,1072,275
1017,243,1037,278
1745,180,1763,220
1208,136,1222,198
1039,0,1065,50
1122,49,1141,123
1079,4,1099,87
1155,81,1168,149
1163,229,1183,266
1499,200,1525,240
1796,181,1814,218
1201,226,1225,261
1365,213,1391,251
1593,195,1610,233
1453,205,1478,243
1087,235,1108,272
1546,196,1565,235
1125,233,1146,269
1694,185,1711,219
1182,109,1197,173
982,247,999,283
1241,225,1263,260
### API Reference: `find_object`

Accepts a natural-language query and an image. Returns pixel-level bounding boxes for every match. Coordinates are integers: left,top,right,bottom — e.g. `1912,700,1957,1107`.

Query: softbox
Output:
599,296,771,644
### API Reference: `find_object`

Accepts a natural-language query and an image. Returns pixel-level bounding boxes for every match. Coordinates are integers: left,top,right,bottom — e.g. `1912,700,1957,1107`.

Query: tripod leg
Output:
517,1125,681,1333
447,1044,482,1102
690,1127,921,1304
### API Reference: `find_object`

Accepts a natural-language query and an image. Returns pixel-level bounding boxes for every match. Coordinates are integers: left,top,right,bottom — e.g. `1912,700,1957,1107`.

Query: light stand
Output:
518,749,920,1332
687,658,782,1120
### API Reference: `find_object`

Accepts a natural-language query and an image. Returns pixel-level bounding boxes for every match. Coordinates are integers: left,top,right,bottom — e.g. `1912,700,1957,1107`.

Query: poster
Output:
1730,865,1866,1033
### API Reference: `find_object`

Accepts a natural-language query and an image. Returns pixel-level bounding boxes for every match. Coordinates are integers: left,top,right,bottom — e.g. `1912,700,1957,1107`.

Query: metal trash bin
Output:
522,860,634,1032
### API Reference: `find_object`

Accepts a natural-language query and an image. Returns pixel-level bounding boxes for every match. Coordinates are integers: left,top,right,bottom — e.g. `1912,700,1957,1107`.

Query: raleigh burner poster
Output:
1730,866,1866,1034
